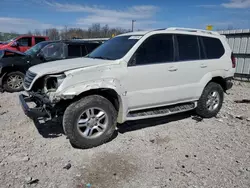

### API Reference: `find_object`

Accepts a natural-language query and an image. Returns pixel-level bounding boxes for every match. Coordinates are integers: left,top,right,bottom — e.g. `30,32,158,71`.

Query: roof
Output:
119,31,151,36
43,40,102,44
119,27,221,37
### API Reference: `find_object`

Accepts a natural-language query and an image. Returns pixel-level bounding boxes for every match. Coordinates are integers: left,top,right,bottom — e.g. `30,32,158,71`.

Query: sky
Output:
0,0,250,33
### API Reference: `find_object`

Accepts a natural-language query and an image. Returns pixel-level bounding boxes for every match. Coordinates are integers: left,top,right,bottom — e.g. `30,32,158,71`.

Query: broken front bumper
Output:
19,94,51,119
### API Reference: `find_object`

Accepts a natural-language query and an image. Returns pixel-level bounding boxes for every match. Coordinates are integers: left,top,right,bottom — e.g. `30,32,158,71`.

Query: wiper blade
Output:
90,56,112,60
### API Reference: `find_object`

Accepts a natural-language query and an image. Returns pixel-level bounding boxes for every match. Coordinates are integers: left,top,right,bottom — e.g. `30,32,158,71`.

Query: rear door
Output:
171,34,206,101
16,37,32,52
35,37,46,45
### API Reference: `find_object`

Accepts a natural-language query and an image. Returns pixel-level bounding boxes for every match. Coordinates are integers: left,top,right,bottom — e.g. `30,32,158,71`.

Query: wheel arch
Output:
58,87,127,124
1,66,26,82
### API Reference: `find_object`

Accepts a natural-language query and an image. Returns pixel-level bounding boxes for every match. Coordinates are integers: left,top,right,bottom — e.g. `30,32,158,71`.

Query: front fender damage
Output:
57,78,124,100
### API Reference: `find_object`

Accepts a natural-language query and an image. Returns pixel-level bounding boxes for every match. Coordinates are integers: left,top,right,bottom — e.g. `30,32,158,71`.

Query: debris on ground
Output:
63,163,72,170
234,99,250,103
26,177,39,185
0,84,250,187
191,115,203,122
0,111,7,115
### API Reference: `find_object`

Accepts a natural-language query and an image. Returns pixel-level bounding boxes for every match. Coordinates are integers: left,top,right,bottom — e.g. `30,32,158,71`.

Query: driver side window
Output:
17,37,32,47
41,43,67,59
131,34,174,66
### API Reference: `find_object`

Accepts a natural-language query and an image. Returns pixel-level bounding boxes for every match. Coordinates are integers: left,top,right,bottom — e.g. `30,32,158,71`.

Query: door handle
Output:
168,66,178,71
200,64,207,68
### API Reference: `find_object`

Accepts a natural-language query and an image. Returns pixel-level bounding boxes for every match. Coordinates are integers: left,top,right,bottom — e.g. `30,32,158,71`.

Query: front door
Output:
16,37,32,52
123,34,178,110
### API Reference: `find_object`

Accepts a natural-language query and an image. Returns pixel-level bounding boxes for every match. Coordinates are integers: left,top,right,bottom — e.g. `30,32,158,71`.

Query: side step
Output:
126,102,196,121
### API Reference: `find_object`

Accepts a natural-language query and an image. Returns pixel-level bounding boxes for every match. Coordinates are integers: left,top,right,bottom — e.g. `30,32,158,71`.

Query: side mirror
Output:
11,41,18,47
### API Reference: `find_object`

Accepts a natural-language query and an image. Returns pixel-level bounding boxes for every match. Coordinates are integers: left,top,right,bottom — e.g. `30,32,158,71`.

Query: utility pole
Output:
132,20,136,32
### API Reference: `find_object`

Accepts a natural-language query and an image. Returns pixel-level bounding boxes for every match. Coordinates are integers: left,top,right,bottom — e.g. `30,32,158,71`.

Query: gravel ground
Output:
0,82,250,188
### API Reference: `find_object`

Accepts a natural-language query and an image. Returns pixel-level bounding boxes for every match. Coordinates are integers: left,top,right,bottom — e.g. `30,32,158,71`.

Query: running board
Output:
126,102,196,121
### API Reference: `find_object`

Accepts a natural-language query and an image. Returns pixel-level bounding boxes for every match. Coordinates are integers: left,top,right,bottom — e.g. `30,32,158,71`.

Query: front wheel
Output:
196,82,224,118
3,71,25,92
63,95,117,149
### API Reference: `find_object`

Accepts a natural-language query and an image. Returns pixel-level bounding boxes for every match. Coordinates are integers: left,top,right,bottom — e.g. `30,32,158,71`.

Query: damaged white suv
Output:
19,28,235,149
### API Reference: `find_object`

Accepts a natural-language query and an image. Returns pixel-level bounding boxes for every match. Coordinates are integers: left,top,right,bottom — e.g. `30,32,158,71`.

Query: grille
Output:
24,70,37,89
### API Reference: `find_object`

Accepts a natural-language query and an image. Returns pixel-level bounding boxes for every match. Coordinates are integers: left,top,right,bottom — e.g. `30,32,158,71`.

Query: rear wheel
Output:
3,71,25,92
63,95,117,149
196,82,224,118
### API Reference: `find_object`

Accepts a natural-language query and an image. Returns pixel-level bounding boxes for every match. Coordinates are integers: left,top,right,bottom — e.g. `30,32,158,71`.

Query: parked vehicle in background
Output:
0,35,49,53
0,40,101,92
19,27,235,149
0,49,26,59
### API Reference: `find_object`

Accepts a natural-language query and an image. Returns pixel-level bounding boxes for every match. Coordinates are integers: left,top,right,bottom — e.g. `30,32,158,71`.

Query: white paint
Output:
25,27,235,123
128,36,143,40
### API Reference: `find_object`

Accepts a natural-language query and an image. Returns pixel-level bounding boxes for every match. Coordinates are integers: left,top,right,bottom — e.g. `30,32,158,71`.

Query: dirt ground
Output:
0,82,250,188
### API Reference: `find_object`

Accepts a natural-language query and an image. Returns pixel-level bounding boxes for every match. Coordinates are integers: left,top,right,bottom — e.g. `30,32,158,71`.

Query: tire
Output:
196,82,224,118
3,71,25,92
63,95,117,149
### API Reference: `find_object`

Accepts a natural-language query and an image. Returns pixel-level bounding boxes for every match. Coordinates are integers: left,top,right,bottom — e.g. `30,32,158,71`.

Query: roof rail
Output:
166,27,220,35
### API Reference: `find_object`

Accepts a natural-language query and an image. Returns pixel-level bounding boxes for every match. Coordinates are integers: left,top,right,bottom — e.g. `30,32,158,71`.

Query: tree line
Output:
0,23,130,41
27,24,129,40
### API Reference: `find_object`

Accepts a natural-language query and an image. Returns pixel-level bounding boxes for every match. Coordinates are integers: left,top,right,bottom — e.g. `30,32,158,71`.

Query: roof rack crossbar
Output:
166,27,220,35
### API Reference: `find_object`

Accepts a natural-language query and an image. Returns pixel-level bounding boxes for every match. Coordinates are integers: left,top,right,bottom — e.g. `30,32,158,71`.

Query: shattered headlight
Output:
44,74,66,92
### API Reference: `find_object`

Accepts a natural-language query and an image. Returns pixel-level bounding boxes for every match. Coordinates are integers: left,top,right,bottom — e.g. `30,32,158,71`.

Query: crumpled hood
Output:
0,49,26,56
29,57,111,76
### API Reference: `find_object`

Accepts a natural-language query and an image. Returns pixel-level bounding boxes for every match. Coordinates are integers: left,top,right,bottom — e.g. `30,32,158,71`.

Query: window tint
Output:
81,45,88,56
68,45,81,57
41,43,67,59
88,36,140,60
135,34,174,65
17,37,32,47
35,37,46,44
201,36,225,59
176,35,199,61
86,43,100,53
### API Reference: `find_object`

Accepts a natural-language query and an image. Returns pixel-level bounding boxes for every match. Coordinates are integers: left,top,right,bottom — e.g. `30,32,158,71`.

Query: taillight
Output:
231,53,236,68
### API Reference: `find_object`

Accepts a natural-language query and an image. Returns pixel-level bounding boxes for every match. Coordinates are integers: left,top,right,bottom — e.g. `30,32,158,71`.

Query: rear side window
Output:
81,45,88,56
176,35,199,61
86,43,100,53
201,37,225,59
135,34,174,65
35,37,46,44
68,45,81,57
17,37,32,47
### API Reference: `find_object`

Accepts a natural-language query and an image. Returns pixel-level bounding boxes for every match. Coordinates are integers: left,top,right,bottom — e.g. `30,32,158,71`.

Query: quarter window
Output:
17,37,32,47
35,37,46,44
68,45,82,57
201,36,225,59
176,35,199,61
135,34,174,65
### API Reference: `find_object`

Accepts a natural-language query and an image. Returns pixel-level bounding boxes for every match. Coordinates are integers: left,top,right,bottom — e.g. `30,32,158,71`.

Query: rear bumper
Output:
19,94,50,119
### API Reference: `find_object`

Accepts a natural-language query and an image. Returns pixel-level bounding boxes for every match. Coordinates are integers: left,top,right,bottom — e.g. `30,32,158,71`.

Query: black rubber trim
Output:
19,94,49,119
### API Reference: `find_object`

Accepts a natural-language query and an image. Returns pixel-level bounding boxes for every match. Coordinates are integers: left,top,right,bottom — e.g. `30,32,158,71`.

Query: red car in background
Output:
0,35,49,53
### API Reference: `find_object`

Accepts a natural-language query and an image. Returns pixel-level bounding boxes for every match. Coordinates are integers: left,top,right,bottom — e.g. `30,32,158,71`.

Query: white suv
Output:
19,27,235,149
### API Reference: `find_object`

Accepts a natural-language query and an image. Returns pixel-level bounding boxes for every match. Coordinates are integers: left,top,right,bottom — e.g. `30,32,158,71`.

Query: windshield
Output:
25,41,50,56
1,37,18,45
87,35,142,60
